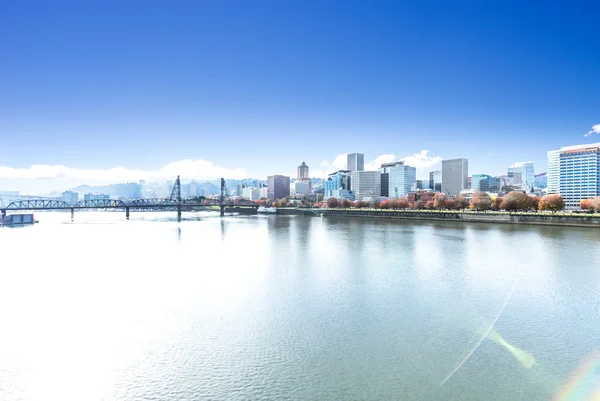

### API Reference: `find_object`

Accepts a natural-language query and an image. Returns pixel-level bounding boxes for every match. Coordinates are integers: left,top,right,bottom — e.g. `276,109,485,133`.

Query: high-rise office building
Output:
429,171,442,192
347,153,364,172
267,175,290,201
381,161,416,198
61,191,79,205
508,162,535,190
200,188,210,197
297,162,310,180
471,174,499,192
324,170,353,200
534,173,547,189
549,143,600,208
378,165,391,197
547,150,561,194
441,159,468,195
350,171,381,200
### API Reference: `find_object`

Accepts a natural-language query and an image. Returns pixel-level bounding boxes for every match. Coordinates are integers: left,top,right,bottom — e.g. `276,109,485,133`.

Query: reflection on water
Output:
0,212,599,401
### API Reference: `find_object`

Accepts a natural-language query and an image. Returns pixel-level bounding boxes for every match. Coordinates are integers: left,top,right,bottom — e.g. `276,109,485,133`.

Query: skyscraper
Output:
429,171,442,192
378,165,391,197
549,143,600,209
350,171,381,200
441,159,468,195
508,162,535,190
382,161,416,198
347,153,364,172
297,162,310,180
547,150,560,194
267,175,291,201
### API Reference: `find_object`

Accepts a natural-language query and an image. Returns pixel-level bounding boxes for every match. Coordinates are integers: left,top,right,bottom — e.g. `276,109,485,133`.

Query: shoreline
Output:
276,208,600,228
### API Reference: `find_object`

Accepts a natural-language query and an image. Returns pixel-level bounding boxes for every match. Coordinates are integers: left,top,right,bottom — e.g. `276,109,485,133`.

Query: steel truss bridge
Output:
1,177,258,220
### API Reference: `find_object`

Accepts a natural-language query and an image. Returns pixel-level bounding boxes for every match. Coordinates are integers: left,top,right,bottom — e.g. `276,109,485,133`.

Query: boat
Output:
257,206,277,214
0,213,38,226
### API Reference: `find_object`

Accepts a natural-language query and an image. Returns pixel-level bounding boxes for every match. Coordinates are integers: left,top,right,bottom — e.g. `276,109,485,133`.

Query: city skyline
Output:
2,1,600,193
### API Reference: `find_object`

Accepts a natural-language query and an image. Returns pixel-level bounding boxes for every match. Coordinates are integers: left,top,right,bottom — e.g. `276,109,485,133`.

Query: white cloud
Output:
585,124,600,137
332,154,348,170
401,150,443,169
364,154,396,171
0,159,247,184
319,160,330,168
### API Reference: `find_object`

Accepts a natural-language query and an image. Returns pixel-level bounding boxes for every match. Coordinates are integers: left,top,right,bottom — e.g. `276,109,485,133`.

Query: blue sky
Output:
1,0,599,193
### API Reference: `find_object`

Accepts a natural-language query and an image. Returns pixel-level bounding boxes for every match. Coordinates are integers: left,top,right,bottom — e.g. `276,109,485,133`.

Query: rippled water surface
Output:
1,212,599,401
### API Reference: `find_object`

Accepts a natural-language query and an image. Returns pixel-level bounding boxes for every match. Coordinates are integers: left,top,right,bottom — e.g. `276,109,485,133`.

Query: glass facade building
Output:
429,171,442,192
557,144,600,208
508,162,534,190
471,174,499,192
381,162,416,198
324,170,352,200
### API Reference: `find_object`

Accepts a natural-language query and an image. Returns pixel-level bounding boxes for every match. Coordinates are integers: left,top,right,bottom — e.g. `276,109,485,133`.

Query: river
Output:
0,212,599,401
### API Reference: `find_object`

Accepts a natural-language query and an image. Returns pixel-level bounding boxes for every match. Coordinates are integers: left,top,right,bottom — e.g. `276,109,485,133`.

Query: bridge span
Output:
0,177,259,221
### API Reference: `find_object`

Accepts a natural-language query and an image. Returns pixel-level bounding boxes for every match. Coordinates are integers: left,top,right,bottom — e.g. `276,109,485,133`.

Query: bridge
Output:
0,177,259,221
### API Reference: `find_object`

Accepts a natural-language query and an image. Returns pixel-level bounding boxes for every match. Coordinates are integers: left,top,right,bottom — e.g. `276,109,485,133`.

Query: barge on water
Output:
0,213,38,226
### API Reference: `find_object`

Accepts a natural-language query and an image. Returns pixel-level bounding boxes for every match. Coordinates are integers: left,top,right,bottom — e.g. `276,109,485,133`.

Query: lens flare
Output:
553,353,600,401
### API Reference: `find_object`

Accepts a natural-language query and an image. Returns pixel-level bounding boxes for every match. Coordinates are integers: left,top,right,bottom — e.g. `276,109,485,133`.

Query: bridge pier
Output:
126,207,130,219
70,208,75,220
220,205,225,217
177,205,182,220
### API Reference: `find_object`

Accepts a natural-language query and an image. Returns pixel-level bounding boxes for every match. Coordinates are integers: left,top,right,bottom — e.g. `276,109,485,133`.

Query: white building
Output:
200,188,210,197
242,187,261,201
260,187,269,199
292,181,311,196
350,171,381,201
508,161,534,189
547,150,561,194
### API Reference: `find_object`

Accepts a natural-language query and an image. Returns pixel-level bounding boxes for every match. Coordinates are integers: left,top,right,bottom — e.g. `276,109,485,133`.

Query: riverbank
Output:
307,208,600,228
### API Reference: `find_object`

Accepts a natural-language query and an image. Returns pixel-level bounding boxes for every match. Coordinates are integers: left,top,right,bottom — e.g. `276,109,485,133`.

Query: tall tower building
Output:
547,150,561,194
347,153,364,172
297,162,310,180
441,158,468,196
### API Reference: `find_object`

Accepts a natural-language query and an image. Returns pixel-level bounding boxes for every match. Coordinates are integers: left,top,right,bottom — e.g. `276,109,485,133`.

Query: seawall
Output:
319,209,600,228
